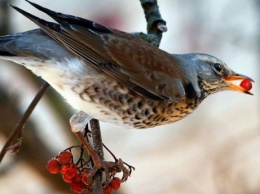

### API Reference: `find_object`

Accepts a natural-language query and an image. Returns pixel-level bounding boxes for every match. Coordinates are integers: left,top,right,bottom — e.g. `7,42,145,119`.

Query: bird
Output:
0,1,253,130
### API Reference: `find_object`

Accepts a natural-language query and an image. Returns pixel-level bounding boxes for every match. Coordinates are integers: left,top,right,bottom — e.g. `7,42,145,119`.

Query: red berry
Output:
61,163,78,178
111,177,121,190
58,151,72,165
103,185,112,194
46,158,61,174
81,171,89,186
61,165,70,174
240,79,252,91
73,173,82,183
63,174,74,183
70,181,85,193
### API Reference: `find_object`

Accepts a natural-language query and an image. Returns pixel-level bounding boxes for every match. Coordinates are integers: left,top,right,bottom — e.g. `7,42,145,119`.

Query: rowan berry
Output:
63,174,74,183
58,151,72,165
111,177,121,190
46,158,61,174
70,181,85,193
61,163,78,178
103,185,112,194
81,171,89,186
240,79,252,91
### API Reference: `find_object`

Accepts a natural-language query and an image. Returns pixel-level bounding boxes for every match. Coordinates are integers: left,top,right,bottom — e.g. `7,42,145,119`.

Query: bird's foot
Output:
69,111,134,187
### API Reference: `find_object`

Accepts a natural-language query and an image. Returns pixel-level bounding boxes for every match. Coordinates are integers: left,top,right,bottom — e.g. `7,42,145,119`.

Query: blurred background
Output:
0,0,259,194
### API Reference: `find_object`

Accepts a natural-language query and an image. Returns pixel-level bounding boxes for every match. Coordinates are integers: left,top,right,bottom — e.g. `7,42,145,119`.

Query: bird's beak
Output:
223,73,254,95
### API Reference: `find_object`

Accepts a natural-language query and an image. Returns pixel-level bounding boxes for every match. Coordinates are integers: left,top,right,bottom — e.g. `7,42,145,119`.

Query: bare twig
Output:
0,82,49,164
132,0,167,47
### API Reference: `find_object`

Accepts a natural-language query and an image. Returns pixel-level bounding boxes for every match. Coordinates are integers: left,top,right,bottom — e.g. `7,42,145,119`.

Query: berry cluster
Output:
46,147,121,193
47,150,88,193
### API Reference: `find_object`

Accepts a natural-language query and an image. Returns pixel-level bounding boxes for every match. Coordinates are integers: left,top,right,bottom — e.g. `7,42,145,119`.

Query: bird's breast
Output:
61,77,201,129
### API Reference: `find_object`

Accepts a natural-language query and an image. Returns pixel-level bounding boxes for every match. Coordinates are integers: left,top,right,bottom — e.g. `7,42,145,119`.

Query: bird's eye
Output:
214,63,222,72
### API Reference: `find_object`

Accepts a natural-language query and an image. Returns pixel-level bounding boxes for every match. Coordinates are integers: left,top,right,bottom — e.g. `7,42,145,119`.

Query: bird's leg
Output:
69,111,133,186
70,111,104,185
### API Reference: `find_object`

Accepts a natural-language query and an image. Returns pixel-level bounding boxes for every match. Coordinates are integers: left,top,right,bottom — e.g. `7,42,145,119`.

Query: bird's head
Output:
183,53,254,97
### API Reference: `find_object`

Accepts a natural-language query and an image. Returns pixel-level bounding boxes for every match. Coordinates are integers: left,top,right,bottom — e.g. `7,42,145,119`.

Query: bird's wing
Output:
10,2,189,102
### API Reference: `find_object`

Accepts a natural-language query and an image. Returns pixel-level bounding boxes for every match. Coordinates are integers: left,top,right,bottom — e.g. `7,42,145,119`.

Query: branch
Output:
0,82,49,164
90,119,104,194
132,0,167,47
